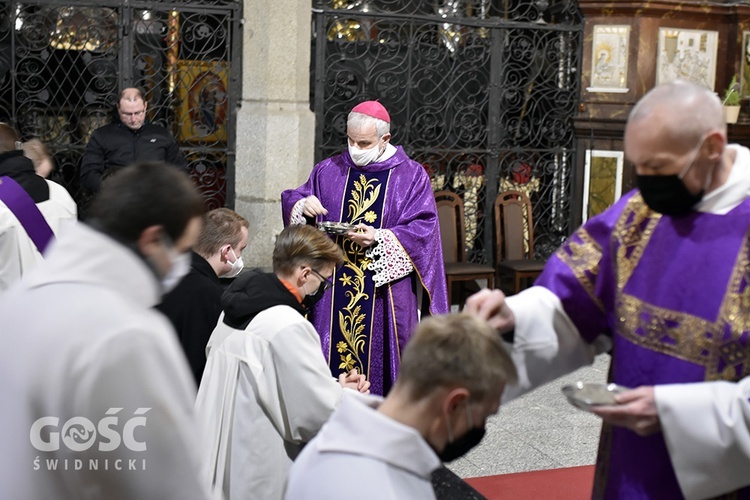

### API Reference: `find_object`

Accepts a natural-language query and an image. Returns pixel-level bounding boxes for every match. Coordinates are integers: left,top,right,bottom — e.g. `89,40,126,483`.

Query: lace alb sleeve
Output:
366,229,414,288
289,199,307,225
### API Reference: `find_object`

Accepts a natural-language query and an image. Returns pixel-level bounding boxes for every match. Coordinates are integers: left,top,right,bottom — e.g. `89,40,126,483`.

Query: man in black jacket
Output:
80,87,187,193
157,207,249,384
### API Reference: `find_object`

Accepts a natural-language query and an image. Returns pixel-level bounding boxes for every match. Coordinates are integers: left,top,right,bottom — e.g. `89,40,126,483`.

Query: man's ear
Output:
704,131,725,161
218,244,231,262
296,265,312,287
137,225,164,257
382,132,392,145
442,387,470,414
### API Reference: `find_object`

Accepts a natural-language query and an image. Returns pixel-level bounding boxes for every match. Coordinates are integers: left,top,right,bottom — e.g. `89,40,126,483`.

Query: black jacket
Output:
156,252,225,385
80,121,187,193
221,270,306,330
0,150,49,203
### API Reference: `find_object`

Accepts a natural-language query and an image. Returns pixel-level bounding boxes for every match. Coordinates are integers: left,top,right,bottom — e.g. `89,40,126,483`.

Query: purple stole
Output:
327,169,391,381
538,191,750,499
0,176,54,253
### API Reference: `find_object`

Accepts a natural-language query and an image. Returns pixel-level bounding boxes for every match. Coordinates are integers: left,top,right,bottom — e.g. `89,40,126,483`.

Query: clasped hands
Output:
338,368,370,394
304,195,375,247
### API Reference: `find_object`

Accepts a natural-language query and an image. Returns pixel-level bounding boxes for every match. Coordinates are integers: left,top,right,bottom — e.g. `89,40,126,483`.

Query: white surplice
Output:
285,392,442,500
0,223,207,500
0,179,77,293
196,306,348,500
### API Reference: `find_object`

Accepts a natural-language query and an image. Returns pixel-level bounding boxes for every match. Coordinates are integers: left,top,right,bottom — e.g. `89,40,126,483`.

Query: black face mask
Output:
636,174,704,216
437,425,486,463
302,281,327,310
434,402,487,463
635,137,709,217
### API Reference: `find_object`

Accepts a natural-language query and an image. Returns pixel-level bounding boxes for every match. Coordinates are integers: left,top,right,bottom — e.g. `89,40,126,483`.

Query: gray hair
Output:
347,111,390,137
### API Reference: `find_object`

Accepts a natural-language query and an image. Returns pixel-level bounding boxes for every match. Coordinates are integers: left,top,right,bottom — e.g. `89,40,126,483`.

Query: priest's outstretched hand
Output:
463,288,516,334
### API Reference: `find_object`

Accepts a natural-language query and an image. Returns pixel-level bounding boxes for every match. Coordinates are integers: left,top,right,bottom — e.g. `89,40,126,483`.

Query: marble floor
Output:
447,353,611,479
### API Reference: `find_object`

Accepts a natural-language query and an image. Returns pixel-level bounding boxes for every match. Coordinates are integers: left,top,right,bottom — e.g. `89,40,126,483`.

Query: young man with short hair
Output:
285,313,517,499
0,162,208,499
158,207,249,384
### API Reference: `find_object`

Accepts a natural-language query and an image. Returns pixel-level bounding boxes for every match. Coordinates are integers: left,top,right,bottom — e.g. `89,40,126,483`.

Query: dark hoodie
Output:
0,150,49,203
221,269,306,330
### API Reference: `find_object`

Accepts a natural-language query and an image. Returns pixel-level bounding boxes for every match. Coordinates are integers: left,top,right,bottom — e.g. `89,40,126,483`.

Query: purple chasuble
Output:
281,146,448,395
537,190,750,499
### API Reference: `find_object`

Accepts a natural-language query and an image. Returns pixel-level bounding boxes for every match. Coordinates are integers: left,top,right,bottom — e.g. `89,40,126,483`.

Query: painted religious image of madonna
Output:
188,71,227,137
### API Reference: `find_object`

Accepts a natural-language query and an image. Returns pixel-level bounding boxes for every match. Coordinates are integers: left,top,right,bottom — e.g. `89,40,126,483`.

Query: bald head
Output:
626,81,734,210
627,81,725,150
118,87,147,130
119,87,145,103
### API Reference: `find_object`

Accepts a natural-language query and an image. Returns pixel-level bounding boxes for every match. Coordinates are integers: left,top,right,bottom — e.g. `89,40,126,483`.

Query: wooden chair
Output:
435,190,495,307
494,190,546,294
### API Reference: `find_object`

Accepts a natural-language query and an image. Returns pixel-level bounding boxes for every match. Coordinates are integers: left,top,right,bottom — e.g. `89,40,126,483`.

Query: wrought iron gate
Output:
311,0,583,263
0,0,242,212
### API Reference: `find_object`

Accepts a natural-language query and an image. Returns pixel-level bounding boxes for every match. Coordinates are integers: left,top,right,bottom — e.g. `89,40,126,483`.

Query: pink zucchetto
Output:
351,100,390,123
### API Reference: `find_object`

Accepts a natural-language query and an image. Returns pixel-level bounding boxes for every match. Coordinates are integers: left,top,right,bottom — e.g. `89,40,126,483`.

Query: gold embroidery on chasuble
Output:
616,295,716,367
612,194,661,290
713,242,750,380
555,227,604,312
554,195,657,313
612,196,750,382
334,173,385,375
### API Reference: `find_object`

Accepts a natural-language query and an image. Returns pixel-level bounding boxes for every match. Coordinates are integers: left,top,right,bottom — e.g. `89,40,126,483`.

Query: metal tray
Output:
317,221,354,235
561,382,628,411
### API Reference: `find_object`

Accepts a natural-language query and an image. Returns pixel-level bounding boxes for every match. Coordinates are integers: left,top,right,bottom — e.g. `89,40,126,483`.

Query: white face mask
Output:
222,247,244,278
348,141,383,166
161,247,191,294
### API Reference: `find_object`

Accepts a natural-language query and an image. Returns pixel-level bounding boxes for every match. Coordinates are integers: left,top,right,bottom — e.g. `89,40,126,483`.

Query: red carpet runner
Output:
465,465,595,500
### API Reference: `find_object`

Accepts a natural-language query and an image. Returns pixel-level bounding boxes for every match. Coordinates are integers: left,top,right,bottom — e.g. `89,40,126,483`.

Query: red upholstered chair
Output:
435,190,495,307
494,190,546,294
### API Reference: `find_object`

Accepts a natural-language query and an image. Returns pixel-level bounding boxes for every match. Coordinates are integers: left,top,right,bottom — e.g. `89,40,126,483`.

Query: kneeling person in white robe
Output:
195,224,370,500
285,313,517,500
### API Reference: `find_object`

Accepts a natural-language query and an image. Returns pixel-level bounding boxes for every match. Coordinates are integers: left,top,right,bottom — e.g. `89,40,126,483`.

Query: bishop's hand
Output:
302,195,328,217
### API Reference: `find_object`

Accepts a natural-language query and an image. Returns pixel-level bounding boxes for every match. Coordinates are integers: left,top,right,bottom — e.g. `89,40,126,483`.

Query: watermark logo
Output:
30,408,150,455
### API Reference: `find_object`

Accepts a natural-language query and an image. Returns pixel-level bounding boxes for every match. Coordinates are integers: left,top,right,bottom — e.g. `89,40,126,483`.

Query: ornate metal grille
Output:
0,1,241,212
312,0,582,263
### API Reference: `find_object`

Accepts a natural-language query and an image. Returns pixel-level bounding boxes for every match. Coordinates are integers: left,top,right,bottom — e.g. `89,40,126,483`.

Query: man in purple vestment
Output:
281,100,448,396
466,81,750,500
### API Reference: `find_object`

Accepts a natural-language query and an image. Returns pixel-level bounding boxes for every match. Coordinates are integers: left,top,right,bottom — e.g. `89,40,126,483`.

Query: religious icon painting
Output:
742,31,750,98
656,28,718,91
583,150,623,222
588,25,630,93
177,60,230,144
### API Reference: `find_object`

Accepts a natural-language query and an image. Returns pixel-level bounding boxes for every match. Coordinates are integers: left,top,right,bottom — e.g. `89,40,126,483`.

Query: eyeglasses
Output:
311,269,334,291
119,109,145,118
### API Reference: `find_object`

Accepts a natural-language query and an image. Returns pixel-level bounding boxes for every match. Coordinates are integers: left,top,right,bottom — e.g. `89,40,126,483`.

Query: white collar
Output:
695,144,750,214
378,143,398,162
315,393,442,478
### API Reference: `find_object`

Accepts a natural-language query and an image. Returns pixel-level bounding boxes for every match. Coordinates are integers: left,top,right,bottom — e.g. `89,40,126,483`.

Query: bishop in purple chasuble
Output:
281,146,449,395
537,190,750,499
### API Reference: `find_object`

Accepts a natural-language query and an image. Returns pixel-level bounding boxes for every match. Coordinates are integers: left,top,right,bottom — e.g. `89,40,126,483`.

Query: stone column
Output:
236,0,315,268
